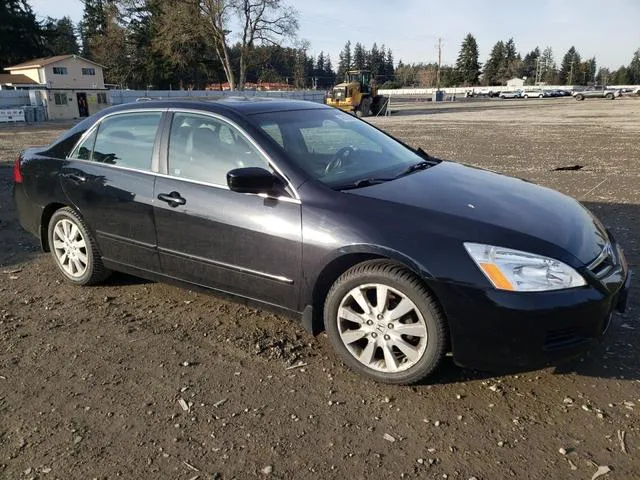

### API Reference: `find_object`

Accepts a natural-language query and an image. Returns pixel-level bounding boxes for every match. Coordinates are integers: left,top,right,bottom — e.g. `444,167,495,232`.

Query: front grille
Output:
587,243,617,279
543,327,583,350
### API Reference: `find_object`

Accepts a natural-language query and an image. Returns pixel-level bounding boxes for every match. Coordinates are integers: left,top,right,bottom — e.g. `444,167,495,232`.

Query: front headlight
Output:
464,243,586,292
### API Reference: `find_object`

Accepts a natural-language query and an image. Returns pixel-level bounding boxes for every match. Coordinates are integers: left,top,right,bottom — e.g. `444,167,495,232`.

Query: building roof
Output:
4,55,104,71
0,73,40,85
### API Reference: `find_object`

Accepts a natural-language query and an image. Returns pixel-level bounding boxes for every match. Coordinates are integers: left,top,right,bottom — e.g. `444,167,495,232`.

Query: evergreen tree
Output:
79,0,109,59
454,33,481,85
0,0,44,67
628,48,640,84
596,67,611,85
559,46,581,85
125,0,177,89
42,16,80,56
586,57,597,85
337,40,352,79
504,38,517,61
315,51,325,75
323,54,335,87
521,47,540,84
500,38,522,82
611,66,630,84
368,42,384,77
483,41,505,85
82,1,130,86
384,48,394,77
540,47,557,84
352,42,366,70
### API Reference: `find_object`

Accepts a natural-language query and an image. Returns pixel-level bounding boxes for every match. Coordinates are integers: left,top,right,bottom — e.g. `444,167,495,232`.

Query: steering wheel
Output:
324,146,356,176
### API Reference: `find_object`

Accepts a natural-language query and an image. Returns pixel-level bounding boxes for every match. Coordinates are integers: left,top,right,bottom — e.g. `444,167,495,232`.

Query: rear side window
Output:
70,129,97,160
84,112,162,170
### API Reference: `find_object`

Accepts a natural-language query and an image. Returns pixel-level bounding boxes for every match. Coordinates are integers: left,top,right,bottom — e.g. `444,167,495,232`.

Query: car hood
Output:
350,161,607,265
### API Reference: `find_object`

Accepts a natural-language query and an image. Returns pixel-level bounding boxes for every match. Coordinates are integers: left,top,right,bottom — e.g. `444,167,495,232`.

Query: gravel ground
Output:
0,98,639,480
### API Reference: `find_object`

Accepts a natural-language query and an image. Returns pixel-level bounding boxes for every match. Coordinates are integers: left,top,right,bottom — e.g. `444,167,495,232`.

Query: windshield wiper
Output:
333,177,393,191
393,160,434,179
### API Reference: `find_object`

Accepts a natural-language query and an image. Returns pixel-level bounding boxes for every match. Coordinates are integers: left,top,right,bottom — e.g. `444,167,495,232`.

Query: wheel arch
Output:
303,246,432,335
40,202,68,251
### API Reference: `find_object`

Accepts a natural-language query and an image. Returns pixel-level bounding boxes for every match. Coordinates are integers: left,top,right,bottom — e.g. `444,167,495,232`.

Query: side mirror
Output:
227,167,284,195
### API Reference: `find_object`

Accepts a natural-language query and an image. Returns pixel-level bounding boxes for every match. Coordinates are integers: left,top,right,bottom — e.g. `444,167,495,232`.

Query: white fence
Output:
0,90,30,109
379,85,640,96
109,89,326,105
0,108,25,123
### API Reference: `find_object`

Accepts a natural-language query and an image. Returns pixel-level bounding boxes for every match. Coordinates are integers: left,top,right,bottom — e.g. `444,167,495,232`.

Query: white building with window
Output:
3,55,110,120
506,77,525,88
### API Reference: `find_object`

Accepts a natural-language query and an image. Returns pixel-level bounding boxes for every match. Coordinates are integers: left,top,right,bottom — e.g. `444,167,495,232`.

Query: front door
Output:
76,92,89,117
153,112,302,310
61,110,164,271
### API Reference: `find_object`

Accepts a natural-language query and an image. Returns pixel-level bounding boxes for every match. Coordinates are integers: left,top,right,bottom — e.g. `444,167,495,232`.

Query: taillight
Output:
13,155,23,183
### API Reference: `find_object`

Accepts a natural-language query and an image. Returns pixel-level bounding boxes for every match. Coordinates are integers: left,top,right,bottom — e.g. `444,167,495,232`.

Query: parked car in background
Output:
573,86,622,100
12,98,630,385
521,89,545,99
465,88,500,98
499,90,522,99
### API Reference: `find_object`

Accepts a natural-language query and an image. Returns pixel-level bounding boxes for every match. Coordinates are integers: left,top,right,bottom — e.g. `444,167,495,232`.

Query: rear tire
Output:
371,96,388,116
47,207,111,285
324,260,447,384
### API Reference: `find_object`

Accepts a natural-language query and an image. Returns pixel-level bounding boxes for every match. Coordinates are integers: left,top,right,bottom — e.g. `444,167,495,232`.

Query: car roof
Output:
104,96,329,117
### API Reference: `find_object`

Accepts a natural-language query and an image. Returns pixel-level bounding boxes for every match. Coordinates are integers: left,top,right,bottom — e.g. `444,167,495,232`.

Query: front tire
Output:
324,260,447,384
48,207,111,285
575,94,585,101
605,93,614,100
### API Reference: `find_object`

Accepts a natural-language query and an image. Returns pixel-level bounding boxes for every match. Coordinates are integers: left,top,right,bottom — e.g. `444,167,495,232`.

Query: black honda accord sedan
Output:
13,98,630,384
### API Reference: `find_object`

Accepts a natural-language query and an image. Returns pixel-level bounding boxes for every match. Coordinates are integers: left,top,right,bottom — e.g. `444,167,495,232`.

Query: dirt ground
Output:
0,98,639,480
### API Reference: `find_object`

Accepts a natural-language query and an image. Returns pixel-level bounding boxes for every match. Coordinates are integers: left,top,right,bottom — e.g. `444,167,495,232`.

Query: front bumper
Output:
430,251,630,371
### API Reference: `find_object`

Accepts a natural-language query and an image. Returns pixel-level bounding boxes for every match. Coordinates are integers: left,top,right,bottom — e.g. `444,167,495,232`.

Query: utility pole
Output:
568,53,575,86
436,38,442,90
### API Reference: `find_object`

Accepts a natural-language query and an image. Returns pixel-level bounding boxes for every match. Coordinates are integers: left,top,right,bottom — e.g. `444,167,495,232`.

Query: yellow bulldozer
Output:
325,70,388,117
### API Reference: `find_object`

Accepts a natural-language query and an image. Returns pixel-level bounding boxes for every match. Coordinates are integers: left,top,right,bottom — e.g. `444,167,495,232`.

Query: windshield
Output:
251,108,433,189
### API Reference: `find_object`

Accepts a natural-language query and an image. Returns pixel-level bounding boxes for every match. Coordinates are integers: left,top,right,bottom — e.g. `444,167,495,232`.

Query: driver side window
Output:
168,113,271,186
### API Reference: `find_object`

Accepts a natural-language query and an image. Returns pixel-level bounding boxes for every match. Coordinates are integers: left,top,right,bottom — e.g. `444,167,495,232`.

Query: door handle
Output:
62,172,87,183
157,191,186,207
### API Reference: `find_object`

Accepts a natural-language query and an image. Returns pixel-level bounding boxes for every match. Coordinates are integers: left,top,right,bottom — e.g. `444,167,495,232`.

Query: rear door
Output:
153,111,302,310
61,110,164,271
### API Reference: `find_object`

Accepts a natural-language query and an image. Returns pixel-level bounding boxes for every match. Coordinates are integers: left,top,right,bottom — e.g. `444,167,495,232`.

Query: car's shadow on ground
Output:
103,272,152,286
0,165,42,269
422,324,638,386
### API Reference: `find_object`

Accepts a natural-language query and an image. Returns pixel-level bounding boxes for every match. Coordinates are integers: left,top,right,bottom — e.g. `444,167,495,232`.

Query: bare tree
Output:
159,0,298,90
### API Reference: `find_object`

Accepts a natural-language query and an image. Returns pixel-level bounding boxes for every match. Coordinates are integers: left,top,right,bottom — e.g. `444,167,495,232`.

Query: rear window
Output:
71,112,162,170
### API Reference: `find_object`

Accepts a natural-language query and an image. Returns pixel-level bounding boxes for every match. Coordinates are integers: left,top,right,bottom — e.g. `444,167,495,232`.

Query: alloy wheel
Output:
336,283,428,373
52,218,88,278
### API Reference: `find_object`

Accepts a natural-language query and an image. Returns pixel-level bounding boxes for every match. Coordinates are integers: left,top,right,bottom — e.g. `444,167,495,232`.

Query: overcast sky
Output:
30,0,640,69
